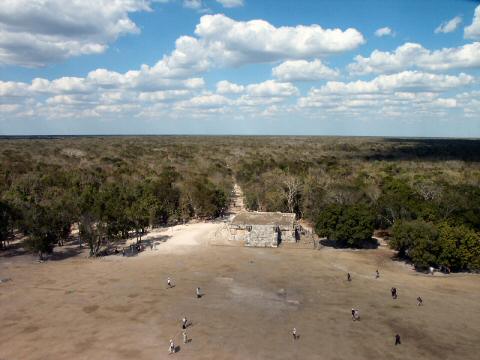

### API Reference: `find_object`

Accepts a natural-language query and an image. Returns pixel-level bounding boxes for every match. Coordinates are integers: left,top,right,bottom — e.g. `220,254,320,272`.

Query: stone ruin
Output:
229,211,298,247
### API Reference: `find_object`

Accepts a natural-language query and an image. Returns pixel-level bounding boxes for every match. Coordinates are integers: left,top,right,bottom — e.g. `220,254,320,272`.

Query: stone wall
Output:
245,225,278,247
229,226,246,241
279,227,296,243
229,222,297,247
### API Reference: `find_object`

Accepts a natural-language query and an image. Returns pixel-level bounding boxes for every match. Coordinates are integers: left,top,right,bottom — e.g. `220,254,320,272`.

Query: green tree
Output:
23,205,61,260
391,220,439,270
377,178,421,227
0,201,14,249
315,204,375,248
437,223,480,272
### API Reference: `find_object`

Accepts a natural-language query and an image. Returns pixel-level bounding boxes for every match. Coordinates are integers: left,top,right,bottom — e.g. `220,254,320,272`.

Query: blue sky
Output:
0,0,480,136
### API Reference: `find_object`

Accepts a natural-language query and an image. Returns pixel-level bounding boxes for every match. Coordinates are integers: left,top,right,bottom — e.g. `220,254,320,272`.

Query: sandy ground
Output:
1,221,480,360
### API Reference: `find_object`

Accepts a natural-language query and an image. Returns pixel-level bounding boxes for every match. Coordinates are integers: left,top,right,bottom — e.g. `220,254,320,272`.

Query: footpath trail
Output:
229,182,246,215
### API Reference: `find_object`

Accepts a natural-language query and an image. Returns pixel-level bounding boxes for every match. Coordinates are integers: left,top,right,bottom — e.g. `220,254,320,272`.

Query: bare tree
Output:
416,181,442,201
283,175,302,214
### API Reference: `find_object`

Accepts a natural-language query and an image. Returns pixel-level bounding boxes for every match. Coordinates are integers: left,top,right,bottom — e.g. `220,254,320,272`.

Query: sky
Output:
0,0,480,137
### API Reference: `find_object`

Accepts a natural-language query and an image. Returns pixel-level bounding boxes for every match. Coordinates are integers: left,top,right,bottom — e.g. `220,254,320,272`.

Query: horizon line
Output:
1,134,480,140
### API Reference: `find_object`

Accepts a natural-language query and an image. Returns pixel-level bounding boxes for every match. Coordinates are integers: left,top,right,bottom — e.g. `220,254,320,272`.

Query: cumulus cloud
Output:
190,14,365,67
348,42,480,74
465,5,480,39
435,16,462,34
0,57,207,123
216,80,245,94
176,93,232,109
216,79,299,97
325,71,473,94
216,0,244,8
374,27,393,37
246,80,299,97
0,0,155,67
272,59,339,81
297,71,472,118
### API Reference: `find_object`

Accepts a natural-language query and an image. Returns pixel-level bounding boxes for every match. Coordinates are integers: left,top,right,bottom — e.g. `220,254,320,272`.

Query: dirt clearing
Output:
1,222,479,360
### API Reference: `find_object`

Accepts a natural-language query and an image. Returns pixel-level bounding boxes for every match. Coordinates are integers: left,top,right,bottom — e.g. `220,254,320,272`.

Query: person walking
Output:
417,296,423,306
375,269,380,279
196,287,202,299
169,339,175,354
395,334,401,345
351,308,356,321
347,273,351,282
182,316,187,329
391,287,397,299
292,328,298,340
167,277,172,288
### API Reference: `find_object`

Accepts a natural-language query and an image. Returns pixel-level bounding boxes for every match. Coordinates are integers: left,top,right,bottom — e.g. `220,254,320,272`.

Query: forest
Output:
1,136,479,271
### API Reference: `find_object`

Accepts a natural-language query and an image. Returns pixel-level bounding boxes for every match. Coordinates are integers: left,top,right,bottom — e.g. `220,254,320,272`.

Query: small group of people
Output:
342,270,428,347
169,318,190,354
168,332,188,354
121,243,143,256
166,277,204,354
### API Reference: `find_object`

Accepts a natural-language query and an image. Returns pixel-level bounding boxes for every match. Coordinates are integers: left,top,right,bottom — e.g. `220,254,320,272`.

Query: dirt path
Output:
230,182,246,214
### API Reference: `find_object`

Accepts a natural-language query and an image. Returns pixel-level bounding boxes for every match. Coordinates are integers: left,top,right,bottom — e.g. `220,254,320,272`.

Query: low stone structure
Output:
229,211,297,247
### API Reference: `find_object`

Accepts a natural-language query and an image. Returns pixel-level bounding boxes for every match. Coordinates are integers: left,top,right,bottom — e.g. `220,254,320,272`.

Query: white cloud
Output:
297,71,472,117
176,93,231,108
216,0,244,8
246,80,299,97
435,16,462,34
348,42,480,74
465,5,480,40
433,98,457,108
0,0,154,67
192,14,365,66
183,0,203,9
320,71,473,94
138,90,191,102
0,81,29,97
374,27,393,37
216,80,245,94
272,59,339,81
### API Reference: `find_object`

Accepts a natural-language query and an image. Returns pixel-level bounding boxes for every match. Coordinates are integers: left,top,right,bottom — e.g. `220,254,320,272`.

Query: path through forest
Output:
229,182,246,215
